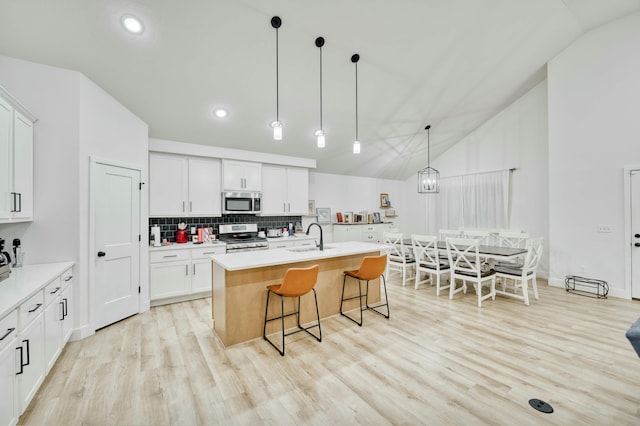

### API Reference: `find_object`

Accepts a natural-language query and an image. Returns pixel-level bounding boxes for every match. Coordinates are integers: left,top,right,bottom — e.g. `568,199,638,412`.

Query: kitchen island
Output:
211,241,389,346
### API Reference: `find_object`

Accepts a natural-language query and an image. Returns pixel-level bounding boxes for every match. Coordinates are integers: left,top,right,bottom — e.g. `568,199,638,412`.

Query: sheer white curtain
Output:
425,170,509,234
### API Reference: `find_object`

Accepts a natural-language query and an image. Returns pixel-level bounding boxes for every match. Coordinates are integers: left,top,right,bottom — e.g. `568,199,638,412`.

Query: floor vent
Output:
529,398,553,414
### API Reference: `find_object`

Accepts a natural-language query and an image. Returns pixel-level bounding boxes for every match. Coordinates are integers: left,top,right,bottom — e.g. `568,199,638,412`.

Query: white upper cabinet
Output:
261,165,308,215
222,160,262,192
0,94,34,223
149,152,221,217
149,153,188,216
0,97,11,220
188,157,221,216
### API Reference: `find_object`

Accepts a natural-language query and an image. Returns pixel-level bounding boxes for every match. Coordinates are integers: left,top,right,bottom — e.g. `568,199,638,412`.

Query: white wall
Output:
0,56,80,265
548,12,640,297
307,171,405,240
402,81,550,276
0,55,149,338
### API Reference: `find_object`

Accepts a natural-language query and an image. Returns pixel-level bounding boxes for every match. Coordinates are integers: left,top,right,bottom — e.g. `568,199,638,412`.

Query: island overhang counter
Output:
211,241,389,346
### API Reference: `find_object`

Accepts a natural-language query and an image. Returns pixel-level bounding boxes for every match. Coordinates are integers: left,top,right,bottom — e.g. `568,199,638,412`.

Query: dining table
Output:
401,239,527,263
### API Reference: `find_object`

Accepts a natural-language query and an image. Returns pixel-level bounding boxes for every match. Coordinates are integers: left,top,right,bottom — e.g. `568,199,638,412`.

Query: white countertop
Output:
0,261,75,318
266,234,316,242
149,241,226,252
212,241,388,271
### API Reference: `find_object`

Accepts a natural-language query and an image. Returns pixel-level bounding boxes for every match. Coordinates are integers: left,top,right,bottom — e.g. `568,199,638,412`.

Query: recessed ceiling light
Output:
121,14,144,35
214,108,228,118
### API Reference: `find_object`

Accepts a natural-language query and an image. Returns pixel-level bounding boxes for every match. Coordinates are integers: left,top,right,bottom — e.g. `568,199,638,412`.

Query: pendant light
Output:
351,53,361,154
270,16,283,141
417,125,440,193
315,37,325,148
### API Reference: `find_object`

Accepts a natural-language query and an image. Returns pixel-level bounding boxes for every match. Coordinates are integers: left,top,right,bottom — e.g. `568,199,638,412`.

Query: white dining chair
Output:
498,231,530,248
460,229,491,244
494,237,543,305
439,229,462,241
446,237,496,307
495,231,530,268
411,234,450,295
383,232,415,287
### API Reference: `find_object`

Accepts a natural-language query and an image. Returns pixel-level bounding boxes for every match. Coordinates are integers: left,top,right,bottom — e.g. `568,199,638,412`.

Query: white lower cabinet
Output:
333,223,395,243
150,246,226,305
268,239,295,249
16,292,45,415
0,263,74,423
267,238,316,250
0,310,18,426
43,268,73,374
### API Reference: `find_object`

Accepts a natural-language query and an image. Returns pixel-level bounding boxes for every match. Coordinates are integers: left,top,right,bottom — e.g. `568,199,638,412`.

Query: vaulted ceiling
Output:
1,0,639,179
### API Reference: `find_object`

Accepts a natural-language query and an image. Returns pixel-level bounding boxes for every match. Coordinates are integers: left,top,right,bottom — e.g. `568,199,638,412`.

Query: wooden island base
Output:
212,250,382,346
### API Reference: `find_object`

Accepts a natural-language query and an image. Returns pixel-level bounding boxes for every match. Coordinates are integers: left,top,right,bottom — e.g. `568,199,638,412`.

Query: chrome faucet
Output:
306,222,324,251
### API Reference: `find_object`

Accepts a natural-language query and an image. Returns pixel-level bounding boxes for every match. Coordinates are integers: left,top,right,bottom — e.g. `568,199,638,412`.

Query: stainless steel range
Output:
219,224,269,253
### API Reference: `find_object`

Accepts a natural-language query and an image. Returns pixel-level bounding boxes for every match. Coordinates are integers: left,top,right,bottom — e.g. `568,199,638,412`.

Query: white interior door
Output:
91,161,141,330
632,170,640,299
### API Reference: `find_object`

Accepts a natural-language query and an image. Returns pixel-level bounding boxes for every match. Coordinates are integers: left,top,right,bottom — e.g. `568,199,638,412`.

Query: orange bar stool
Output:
340,254,389,326
263,264,322,356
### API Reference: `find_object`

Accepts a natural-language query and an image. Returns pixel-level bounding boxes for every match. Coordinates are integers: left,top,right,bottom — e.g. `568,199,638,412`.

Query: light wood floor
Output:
20,277,640,425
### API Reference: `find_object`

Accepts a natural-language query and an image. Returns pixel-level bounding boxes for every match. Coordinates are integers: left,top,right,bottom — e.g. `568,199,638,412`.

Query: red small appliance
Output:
176,222,188,244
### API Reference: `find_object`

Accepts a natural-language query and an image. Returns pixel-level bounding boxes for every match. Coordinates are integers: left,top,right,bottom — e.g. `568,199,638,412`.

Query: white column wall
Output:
78,76,149,332
548,12,640,297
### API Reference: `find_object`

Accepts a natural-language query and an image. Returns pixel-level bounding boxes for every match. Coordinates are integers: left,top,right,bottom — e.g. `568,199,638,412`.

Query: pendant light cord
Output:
355,60,358,141
276,27,279,121
319,45,323,130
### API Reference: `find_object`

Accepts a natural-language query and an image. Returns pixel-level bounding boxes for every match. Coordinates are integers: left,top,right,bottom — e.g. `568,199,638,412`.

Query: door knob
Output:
97,251,106,257
635,243,640,247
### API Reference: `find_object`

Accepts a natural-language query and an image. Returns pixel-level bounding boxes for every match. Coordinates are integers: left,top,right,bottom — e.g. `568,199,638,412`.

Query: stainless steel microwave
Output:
222,191,261,214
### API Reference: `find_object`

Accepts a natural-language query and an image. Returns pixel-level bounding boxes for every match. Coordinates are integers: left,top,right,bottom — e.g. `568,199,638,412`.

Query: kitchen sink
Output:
287,245,335,253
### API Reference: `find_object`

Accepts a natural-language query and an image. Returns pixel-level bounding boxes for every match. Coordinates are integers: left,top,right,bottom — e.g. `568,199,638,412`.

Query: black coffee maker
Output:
0,238,12,281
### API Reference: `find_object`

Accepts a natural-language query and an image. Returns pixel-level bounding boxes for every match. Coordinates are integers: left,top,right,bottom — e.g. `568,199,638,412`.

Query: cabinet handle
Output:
16,346,24,375
50,286,61,295
60,300,65,321
64,276,73,282
283,203,286,212
193,264,196,275
202,252,216,255
22,339,30,368
163,254,178,258
190,201,193,212
182,201,185,212
0,328,15,341
63,298,68,319
10,192,17,212
28,303,42,313
288,203,290,212
185,265,189,276
17,193,22,212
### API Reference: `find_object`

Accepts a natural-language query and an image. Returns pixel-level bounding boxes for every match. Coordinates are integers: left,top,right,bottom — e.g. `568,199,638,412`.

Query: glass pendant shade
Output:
315,130,325,148
271,121,282,140
353,140,360,154
418,166,440,193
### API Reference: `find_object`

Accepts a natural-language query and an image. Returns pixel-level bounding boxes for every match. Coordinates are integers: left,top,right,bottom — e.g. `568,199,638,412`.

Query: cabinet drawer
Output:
191,246,226,259
44,277,63,306
150,250,190,263
269,240,294,249
61,268,73,287
0,309,18,352
19,290,44,331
